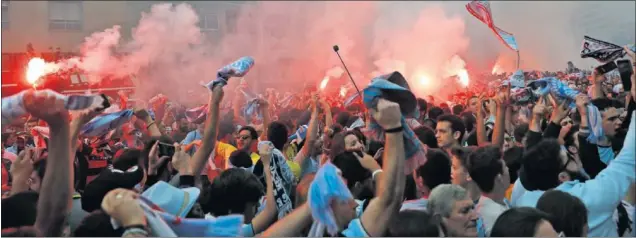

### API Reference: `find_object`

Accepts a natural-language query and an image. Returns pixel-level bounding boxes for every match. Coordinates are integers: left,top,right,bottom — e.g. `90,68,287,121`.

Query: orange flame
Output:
26,57,59,86
418,74,431,86
319,76,330,90
26,58,46,85
492,64,501,74
458,69,469,87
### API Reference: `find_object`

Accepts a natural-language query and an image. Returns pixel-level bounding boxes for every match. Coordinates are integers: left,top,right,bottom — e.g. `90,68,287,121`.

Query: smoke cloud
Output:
369,4,471,98
51,1,634,104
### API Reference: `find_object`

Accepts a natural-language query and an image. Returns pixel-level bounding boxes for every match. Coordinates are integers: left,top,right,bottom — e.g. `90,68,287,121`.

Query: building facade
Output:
1,0,245,96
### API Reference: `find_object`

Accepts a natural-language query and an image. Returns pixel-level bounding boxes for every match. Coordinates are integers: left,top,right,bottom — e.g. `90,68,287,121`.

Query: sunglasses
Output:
236,135,251,140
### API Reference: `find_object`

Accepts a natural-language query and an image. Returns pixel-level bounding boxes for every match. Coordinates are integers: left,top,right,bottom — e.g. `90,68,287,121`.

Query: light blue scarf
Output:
362,74,427,174
308,162,353,237
80,109,134,137
204,56,255,89
288,125,308,142
529,77,604,143
136,196,244,237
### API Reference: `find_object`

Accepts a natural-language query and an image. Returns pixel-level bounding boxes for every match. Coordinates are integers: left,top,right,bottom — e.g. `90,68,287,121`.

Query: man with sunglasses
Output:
236,126,260,166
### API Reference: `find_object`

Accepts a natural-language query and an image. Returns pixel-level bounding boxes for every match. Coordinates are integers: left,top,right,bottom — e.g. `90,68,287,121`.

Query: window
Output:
201,14,219,31
70,74,88,85
48,1,82,30
1,1,9,29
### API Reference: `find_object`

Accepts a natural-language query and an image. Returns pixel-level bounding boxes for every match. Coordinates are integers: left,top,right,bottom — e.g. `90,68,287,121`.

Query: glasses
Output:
561,120,573,126
236,135,251,140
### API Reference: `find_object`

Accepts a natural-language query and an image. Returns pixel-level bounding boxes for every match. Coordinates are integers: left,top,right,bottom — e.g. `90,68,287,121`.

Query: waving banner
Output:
466,0,519,51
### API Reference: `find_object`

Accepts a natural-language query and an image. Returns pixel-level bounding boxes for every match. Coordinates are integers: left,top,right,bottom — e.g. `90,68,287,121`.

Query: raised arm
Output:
526,97,547,149
251,143,277,234
260,203,312,237
259,99,271,141
70,110,101,153
190,85,223,177
232,88,246,125
9,149,34,196
576,95,606,178
320,97,333,129
133,108,162,138
476,95,489,146
30,98,73,236
544,98,569,139
590,71,606,100
584,110,635,212
359,99,405,237
491,89,510,147
294,95,319,167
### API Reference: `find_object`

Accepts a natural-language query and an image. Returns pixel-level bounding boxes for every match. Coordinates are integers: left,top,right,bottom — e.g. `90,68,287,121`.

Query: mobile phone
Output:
595,61,618,75
158,142,175,158
617,60,633,91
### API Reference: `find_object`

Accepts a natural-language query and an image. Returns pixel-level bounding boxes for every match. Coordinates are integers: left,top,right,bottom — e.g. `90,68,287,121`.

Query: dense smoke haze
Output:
51,1,635,102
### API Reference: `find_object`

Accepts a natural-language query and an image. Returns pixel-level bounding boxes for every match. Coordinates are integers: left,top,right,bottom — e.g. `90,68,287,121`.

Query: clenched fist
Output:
370,99,402,130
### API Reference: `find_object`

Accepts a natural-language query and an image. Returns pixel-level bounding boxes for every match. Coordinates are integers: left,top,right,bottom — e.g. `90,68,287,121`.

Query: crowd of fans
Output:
1,46,635,237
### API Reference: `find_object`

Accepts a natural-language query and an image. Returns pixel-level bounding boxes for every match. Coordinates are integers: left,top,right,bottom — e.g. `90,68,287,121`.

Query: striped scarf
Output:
260,141,294,219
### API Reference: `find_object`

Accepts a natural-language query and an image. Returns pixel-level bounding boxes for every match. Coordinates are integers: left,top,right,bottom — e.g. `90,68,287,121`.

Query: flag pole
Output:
516,50,520,70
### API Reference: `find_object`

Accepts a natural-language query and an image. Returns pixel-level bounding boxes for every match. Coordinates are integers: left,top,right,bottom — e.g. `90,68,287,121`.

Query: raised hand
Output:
550,98,571,124
133,107,150,120
370,99,402,130
147,141,170,176
495,86,512,108
171,143,193,176
101,188,146,228
532,96,549,117
575,94,590,112
257,142,274,165
10,149,34,191
353,151,382,172
23,90,68,125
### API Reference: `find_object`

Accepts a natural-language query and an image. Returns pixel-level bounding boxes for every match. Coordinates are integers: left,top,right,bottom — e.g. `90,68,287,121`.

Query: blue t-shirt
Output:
241,223,255,237
342,218,369,237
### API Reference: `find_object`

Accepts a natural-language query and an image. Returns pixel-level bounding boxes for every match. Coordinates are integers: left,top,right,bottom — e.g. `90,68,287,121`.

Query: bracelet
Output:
122,227,148,237
122,225,147,231
385,126,403,133
372,169,383,180
146,121,155,129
